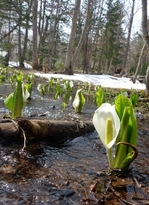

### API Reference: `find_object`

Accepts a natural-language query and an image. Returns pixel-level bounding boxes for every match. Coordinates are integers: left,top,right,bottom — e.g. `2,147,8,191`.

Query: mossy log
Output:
0,118,94,145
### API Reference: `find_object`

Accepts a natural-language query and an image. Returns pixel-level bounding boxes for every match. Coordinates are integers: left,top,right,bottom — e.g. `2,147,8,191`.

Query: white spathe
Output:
93,103,120,149
72,89,85,113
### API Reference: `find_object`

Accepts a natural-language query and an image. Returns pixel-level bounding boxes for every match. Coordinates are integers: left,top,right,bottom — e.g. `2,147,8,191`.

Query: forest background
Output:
0,0,148,79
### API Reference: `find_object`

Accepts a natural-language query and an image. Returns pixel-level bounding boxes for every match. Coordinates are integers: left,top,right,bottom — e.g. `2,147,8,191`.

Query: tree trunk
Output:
82,40,89,74
23,0,32,61
142,0,149,46
132,42,147,83
121,0,135,75
4,12,11,66
0,118,94,145
64,0,81,75
145,66,149,95
32,0,39,70
141,0,149,95
71,0,91,71
18,24,24,68
15,0,24,68
107,57,113,74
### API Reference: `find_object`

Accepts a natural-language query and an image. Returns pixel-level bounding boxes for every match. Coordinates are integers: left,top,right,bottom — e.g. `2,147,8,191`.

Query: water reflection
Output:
0,131,106,204
0,123,149,204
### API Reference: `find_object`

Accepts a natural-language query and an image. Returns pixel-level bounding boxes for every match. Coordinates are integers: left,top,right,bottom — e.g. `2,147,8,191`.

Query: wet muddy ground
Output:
0,78,149,204
0,119,149,204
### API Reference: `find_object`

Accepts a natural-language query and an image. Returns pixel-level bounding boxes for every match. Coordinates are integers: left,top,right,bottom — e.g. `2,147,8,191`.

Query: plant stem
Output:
107,148,114,169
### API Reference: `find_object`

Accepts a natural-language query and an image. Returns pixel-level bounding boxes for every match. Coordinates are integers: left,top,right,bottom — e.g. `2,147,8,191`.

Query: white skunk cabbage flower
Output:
73,89,85,113
93,103,120,168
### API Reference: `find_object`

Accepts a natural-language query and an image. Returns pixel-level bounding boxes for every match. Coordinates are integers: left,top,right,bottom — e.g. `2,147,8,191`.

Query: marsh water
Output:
0,83,149,204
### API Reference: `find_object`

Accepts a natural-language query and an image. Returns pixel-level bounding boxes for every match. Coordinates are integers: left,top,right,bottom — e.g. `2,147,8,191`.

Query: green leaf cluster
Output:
4,73,30,118
114,94,138,172
95,85,105,107
130,92,138,108
37,84,46,97
73,89,85,113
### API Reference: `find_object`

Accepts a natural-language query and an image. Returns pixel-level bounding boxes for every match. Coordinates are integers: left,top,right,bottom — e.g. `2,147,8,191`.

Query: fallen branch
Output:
0,118,94,145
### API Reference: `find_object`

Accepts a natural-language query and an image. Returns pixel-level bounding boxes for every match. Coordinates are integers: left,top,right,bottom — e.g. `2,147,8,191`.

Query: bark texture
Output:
32,0,39,70
64,0,81,75
140,0,149,95
0,118,94,145
121,0,135,75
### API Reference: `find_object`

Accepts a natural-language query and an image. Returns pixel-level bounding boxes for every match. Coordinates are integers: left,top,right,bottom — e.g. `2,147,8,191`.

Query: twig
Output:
3,117,27,151
131,170,142,188
18,125,27,151
132,196,149,201
12,119,27,150
109,186,134,205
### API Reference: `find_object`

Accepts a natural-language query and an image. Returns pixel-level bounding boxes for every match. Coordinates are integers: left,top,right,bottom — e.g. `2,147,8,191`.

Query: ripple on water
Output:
0,131,107,204
0,83,149,204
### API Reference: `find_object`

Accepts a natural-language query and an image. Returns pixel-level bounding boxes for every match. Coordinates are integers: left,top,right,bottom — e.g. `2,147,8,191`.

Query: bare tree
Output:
71,0,91,70
121,0,135,75
141,0,149,95
64,0,81,75
142,0,149,46
32,0,39,70
0,23,20,42
133,0,148,83
23,0,33,61
18,0,24,68
0,0,143,76
132,41,147,83
133,0,149,94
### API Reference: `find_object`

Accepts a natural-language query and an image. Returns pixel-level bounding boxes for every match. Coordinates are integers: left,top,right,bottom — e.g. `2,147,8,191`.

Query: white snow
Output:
8,61,32,69
6,60,145,90
8,61,20,67
34,73,146,90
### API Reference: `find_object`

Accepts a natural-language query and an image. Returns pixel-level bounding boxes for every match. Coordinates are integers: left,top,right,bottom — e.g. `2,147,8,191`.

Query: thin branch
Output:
0,22,20,41
5,118,27,151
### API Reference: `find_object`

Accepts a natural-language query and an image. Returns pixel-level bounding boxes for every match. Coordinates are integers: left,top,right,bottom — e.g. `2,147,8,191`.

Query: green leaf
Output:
127,106,137,150
12,75,24,118
25,83,33,99
116,142,138,173
115,107,130,167
95,86,105,107
130,93,138,108
62,102,67,110
22,83,30,102
37,84,46,97
118,151,136,172
114,94,132,120
4,74,29,118
4,93,14,113
115,94,137,147
73,89,85,113
114,94,138,170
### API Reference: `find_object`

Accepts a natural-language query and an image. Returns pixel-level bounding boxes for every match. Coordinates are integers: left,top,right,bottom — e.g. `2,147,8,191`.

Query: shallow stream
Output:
0,83,149,204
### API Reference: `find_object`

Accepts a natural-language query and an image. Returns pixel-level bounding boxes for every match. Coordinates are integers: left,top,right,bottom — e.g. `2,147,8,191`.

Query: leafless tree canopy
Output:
0,0,148,77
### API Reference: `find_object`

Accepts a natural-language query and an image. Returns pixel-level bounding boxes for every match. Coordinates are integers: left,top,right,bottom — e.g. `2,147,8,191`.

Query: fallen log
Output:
0,118,94,145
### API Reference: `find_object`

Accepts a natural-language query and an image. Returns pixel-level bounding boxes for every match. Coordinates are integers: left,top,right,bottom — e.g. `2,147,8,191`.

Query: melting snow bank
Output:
34,73,146,90
8,61,32,69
